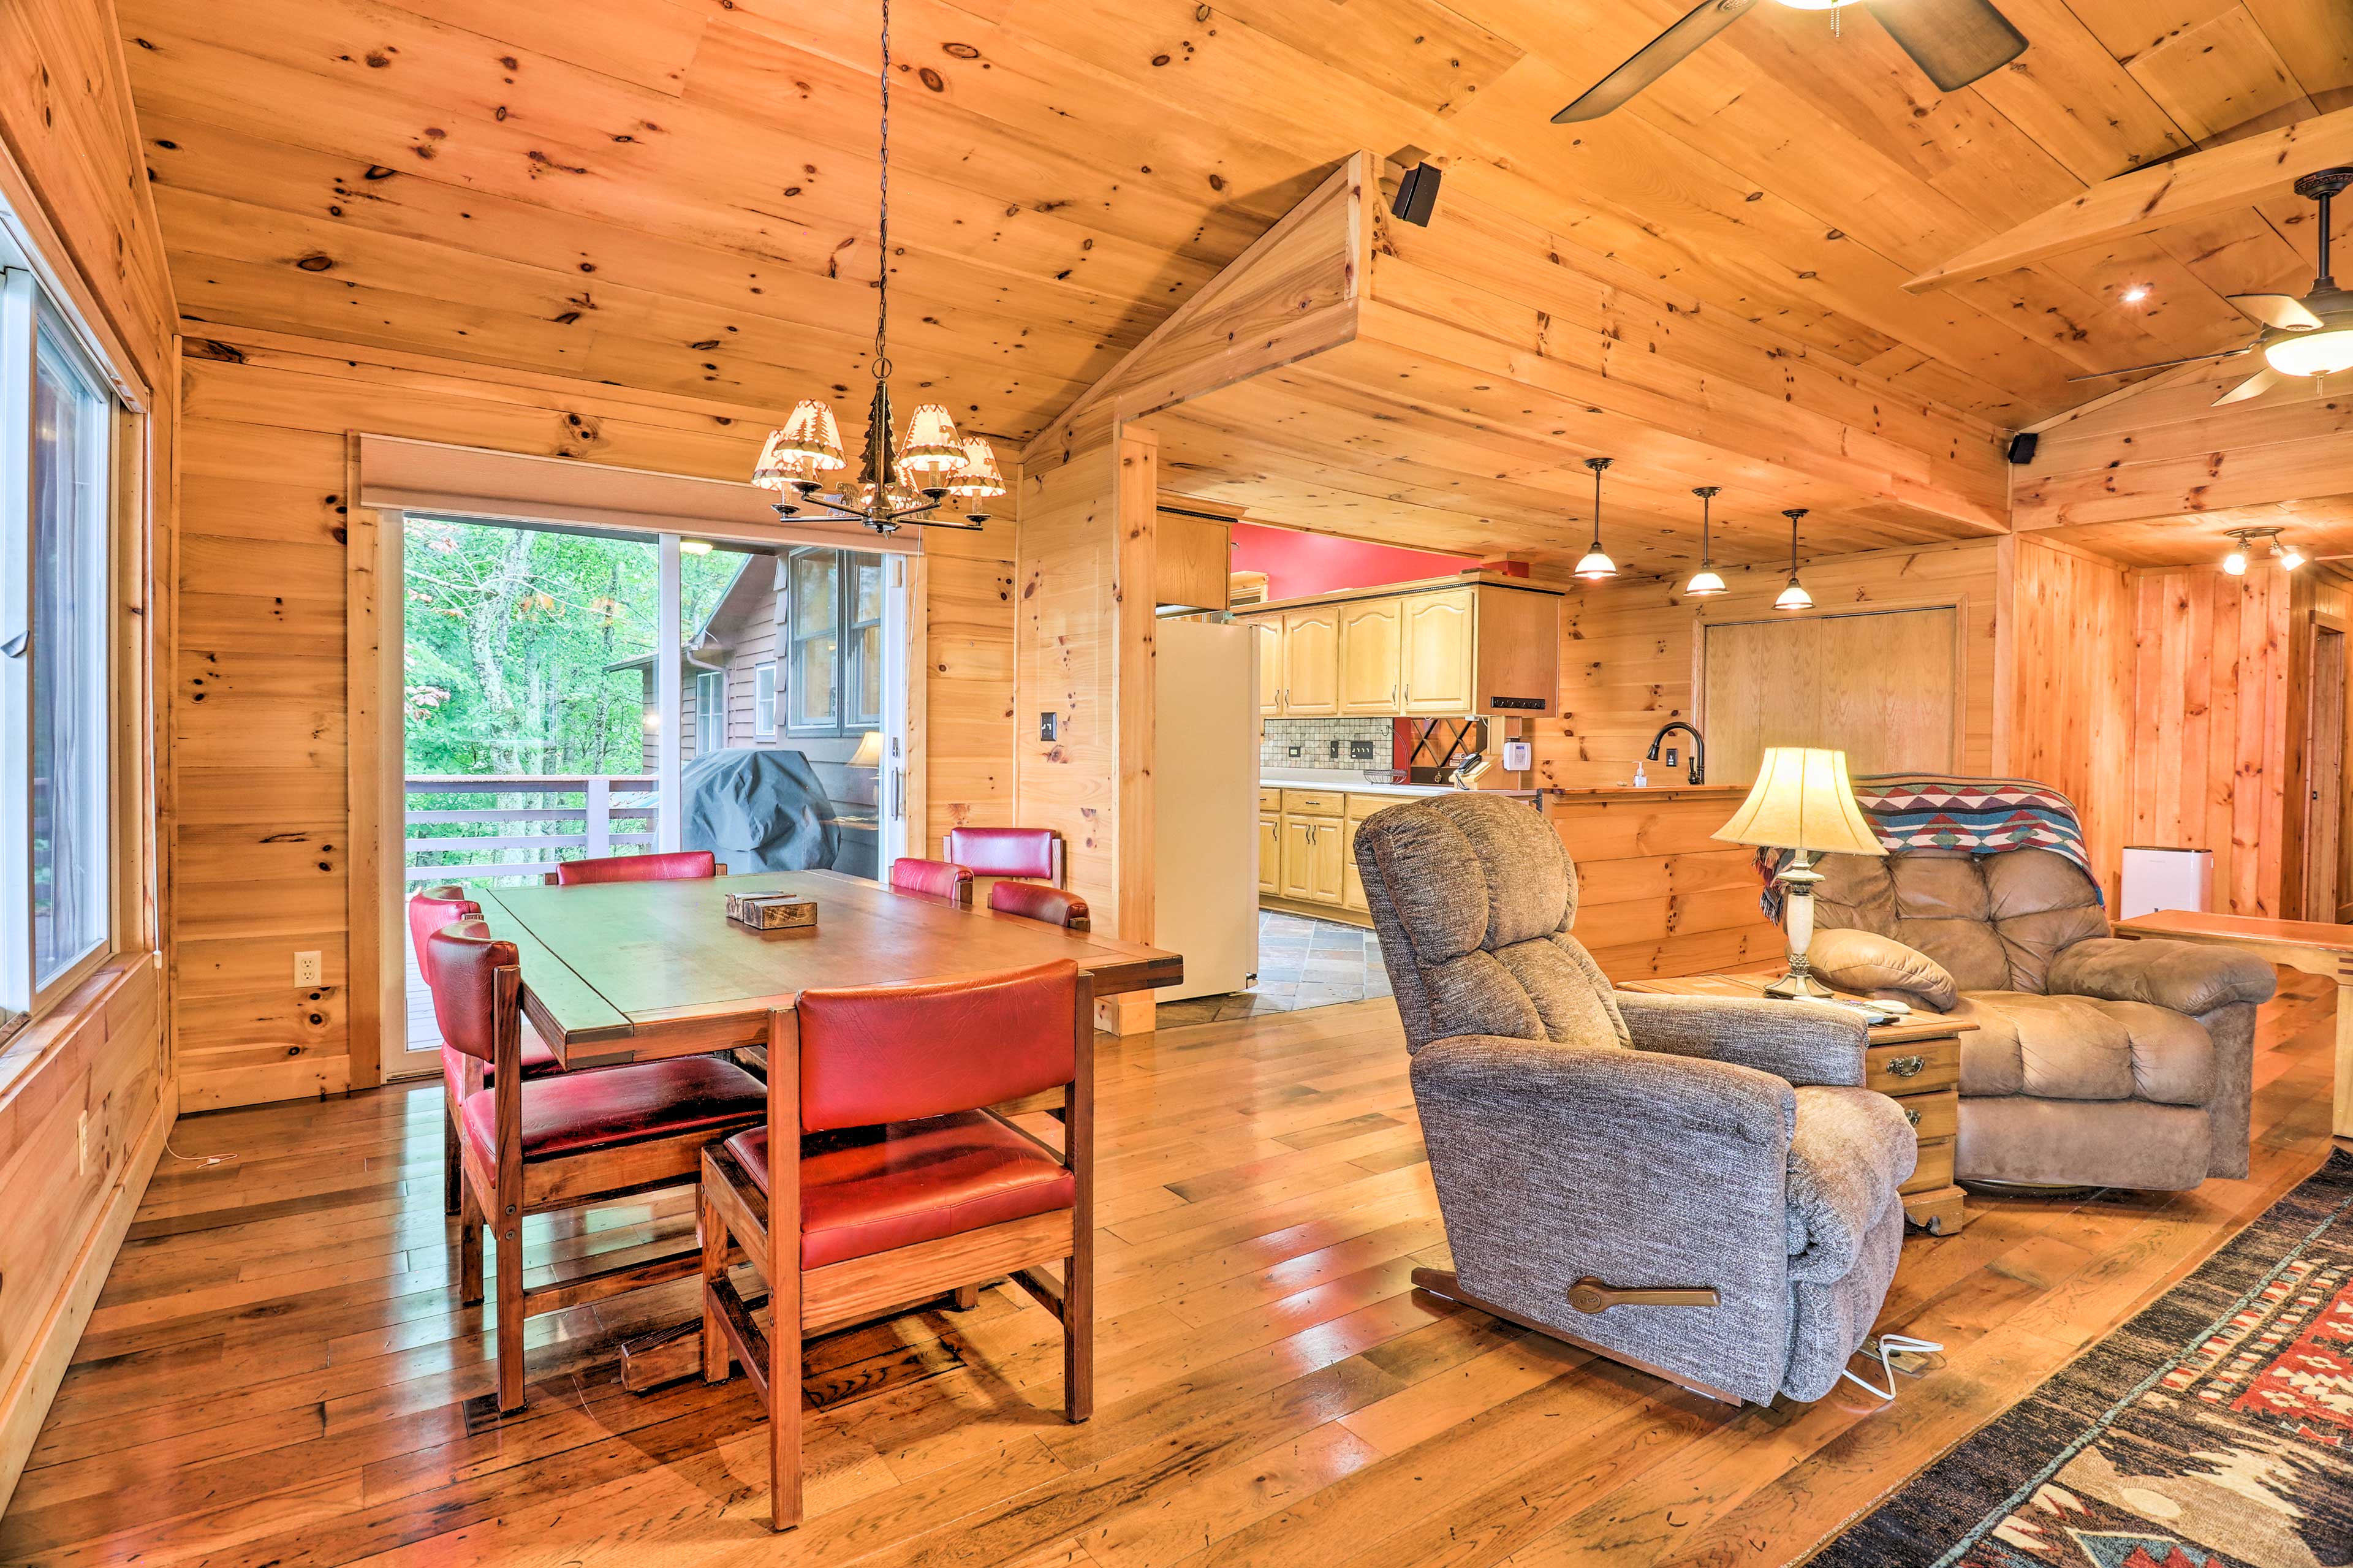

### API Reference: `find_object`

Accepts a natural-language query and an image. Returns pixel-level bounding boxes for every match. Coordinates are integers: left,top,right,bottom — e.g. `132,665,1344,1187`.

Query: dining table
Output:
471,867,1183,1388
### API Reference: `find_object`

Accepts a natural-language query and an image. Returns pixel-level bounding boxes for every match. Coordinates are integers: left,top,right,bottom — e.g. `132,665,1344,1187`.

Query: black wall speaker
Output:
1393,162,1442,227
2006,432,2039,465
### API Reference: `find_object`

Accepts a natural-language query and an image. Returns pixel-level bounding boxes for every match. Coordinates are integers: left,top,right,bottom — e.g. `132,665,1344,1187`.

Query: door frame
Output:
2284,584,2351,923
352,475,931,1086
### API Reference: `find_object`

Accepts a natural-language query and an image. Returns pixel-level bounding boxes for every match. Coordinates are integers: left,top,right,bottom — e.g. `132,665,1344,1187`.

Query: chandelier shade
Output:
946,437,1006,499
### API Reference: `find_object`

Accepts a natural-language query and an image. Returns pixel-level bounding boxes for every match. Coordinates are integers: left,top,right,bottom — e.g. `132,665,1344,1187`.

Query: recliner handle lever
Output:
1567,1277,1719,1314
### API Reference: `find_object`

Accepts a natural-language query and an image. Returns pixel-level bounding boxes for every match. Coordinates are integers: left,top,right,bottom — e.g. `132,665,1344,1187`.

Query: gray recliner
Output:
1355,793,1917,1405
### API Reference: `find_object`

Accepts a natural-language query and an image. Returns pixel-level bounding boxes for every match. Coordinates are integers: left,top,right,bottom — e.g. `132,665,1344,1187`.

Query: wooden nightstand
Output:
1620,972,1969,1235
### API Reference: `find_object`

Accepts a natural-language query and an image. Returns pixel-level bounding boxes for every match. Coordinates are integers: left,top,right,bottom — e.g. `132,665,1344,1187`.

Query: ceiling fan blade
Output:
1863,0,2028,93
2225,292,2325,331
2213,366,2289,406
2066,346,2249,382
1553,0,1760,123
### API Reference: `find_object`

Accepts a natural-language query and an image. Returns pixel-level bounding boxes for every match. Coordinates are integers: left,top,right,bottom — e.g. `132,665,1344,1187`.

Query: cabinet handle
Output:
1904,1107,1922,1129
1886,1055,1925,1078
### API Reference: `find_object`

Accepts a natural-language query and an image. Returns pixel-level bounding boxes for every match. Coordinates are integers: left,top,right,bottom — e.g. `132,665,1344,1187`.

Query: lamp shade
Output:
945,436,1005,499
1683,566,1727,596
848,729,886,768
773,400,846,468
1712,747,1884,857
898,403,966,474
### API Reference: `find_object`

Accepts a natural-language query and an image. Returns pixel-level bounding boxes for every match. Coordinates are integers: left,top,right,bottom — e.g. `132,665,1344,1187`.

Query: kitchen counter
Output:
1258,771,1540,800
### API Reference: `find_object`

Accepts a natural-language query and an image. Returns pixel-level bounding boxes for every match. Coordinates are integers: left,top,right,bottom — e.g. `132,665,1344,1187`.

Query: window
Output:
784,548,885,738
1,268,116,1023
694,668,724,754
754,662,777,739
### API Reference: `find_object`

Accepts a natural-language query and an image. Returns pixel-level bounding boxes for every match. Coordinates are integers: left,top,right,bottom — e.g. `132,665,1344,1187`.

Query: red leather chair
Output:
411,887,569,1216
944,827,1063,887
426,920,767,1411
988,880,1089,933
699,960,1094,1530
888,856,974,906
547,850,724,886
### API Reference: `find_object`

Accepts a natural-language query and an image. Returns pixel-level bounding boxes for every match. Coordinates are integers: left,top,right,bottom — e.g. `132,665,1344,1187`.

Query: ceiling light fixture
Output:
1574,456,1619,581
2223,544,2249,576
2223,525,2302,574
2121,284,2151,305
1684,486,1727,596
1775,509,1814,611
749,0,1000,534
2281,539,2308,570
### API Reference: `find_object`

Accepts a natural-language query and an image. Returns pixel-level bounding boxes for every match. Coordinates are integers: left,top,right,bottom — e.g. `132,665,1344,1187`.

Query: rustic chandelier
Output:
750,0,1002,532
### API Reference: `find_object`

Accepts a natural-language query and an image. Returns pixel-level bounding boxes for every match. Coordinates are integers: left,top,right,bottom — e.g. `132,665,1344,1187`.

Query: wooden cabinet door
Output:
1309,818,1347,904
1336,599,1403,714
1281,606,1341,716
1401,590,1476,714
1279,816,1319,901
1250,615,1284,716
1257,814,1280,895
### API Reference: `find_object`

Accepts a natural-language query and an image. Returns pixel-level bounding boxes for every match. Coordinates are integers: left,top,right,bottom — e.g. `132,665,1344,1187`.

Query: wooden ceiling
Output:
120,0,2353,564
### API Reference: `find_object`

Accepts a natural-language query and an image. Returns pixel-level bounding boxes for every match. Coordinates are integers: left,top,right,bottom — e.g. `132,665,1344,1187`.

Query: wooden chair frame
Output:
699,975,1096,1531
452,962,741,1411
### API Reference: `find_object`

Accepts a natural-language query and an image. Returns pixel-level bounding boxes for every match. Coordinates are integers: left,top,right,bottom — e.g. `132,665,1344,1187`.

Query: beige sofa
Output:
1806,847,2276,1191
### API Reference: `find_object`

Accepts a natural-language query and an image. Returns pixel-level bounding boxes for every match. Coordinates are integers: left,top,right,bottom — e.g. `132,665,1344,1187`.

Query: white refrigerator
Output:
1153,618,1260,1001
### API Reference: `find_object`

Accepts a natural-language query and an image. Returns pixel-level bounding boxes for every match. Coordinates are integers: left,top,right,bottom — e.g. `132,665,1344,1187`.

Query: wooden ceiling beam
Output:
1905,105,2353,295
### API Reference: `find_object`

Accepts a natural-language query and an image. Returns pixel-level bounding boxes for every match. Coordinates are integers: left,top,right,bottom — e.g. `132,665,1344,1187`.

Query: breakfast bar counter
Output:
1543,785,1779,982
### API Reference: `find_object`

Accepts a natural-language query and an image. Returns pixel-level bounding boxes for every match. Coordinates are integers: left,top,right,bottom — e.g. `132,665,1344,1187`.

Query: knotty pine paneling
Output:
1545,539,2004,793
2127,563,2290,918
172,330,1016,1112
2007,538,2135,904
1547,788,1779,983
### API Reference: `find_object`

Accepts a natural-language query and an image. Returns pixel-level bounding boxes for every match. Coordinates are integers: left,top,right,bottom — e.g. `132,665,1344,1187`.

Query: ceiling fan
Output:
1552,0,2029,123
2069,167,2353,407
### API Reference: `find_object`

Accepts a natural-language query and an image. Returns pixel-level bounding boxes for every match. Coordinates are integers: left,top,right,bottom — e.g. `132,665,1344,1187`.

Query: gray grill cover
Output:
681,748,841,873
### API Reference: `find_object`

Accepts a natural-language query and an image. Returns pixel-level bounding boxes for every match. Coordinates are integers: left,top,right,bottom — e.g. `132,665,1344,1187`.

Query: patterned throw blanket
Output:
1754,773,2102,922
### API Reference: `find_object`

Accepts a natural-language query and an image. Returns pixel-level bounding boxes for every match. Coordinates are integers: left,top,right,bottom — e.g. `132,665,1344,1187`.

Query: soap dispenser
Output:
1632,759,1648,789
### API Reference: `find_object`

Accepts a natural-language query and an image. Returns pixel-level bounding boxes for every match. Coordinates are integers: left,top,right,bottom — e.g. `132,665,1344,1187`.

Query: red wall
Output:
1230,521,1474,602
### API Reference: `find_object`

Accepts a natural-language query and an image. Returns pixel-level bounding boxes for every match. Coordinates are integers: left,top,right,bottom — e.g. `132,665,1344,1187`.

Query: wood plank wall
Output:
2127,563,2291,918
2006,537,2135,903
1548,788,1779,982
1545,539,2006,791
0,0,178,1517
170,328,1015,1112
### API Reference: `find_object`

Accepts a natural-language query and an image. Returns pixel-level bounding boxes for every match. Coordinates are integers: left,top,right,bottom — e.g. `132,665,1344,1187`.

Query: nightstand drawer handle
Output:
1887,1055,1926,1078
1904,1107,1922,1128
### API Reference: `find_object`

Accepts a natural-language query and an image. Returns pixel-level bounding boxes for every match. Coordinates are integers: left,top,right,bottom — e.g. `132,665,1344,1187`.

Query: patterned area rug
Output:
1816,1149,2353,1568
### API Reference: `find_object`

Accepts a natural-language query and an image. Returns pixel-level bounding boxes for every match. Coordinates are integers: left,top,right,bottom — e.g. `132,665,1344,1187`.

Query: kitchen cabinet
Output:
1235,575,1558,719
1157,510,1231,613
1279,605,1341,716
1257,814,1280,895
1279,814,1343,903
1262,784,1542,920
1336,599,1402,714
1401,589,1476,714
1343,797,1377,914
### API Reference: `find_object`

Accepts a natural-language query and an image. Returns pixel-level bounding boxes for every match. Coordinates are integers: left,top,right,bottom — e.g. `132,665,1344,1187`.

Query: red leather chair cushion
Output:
553,850,718,886
460,1055,764,1165
798,960,1078,1131
407,887,480,989
889,857,974,903
945,828,1057,882
426,921,518,1064
988,881,1088,931
440,1034,564,1107
724,1112,1075,1269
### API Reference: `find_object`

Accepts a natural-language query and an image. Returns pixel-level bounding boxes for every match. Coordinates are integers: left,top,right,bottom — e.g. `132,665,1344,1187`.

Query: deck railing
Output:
404,774,659,884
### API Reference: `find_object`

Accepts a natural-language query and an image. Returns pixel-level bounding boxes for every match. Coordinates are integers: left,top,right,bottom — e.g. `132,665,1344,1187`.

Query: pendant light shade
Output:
945,436,1006,500
1775,508,1813,611
897,404,966,475
775,400,846,468
1683,485,1727,597
1575,456,1618,581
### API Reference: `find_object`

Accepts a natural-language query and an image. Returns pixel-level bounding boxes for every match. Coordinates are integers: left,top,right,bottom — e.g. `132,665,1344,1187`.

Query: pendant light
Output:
1775,509,1813,611
1574,456,1618,581
749,0,1002,533
1683,486,1727,596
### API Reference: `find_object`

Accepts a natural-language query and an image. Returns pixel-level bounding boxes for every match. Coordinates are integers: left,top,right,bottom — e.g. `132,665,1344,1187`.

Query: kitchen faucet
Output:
1645,722,1705,784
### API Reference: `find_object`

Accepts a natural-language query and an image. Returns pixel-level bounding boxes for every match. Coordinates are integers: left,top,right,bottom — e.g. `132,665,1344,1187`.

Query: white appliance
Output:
1153,619,1260,1001
2121,846,2213,920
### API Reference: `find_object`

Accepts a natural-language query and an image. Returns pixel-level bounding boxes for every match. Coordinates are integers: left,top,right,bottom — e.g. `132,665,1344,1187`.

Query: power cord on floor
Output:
162,1140,237,1169
1843,1333,1944,1399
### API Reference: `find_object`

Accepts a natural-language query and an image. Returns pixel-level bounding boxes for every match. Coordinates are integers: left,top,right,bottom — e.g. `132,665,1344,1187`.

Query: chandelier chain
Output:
874,0,892,379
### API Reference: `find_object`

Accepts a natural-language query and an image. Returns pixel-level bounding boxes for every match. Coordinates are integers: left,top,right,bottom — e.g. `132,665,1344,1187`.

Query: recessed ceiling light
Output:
2121,285,2151,305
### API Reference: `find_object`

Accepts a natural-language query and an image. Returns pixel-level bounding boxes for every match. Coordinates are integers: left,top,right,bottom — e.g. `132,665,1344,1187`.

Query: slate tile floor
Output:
1155,909,1392,1025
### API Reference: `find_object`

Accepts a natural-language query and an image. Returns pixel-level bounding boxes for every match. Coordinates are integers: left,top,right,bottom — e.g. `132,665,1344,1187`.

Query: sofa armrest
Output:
2047,937,2276,1015
1408,1034,1802,1402
1804,928,1959,1012
1615,992,1870,1088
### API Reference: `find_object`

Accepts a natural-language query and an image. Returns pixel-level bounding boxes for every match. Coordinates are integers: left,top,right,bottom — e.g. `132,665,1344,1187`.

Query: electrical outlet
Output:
1287,744,1302,757
77,1110,90,1175
1350,740,1377,759
1328,740,1341,757
294,950,323,987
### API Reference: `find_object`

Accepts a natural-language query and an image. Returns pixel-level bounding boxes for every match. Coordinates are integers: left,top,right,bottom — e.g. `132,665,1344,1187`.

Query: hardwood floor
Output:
5,977,2345,1567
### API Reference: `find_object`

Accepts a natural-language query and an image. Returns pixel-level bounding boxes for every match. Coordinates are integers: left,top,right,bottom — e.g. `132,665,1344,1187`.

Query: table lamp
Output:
1712,747,1885,999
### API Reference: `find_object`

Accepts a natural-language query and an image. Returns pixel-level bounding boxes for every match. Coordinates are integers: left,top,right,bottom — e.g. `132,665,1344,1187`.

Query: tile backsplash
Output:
1260,717,1393,773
